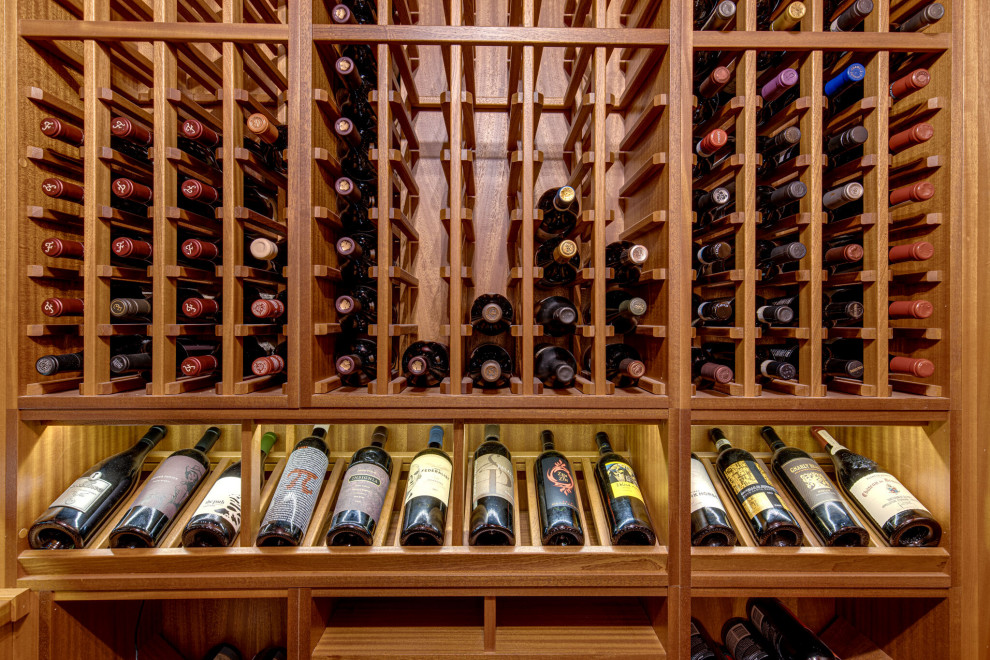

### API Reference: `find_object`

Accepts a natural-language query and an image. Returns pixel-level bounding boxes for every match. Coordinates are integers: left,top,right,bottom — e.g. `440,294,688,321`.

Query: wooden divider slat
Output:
523,458,539,546
371,461,402,546
302,458,345,547
579,458,610,546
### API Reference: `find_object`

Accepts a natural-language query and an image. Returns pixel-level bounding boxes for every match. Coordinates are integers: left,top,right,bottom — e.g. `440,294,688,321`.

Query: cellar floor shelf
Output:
17,391,290,409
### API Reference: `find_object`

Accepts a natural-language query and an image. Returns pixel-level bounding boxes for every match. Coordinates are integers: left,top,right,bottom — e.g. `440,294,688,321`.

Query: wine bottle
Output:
111,236,154,263
693,128,729,178
755,345,797,381
470,293,513,335
693,66,732,126
108,116,155,163
711,427,803,546
334,116,377,181
593,432,656,545
748,597,839,660
693,239,733,270
825,124,869,158
402,341,450,388
757,240,807,282
110,337,153,375
890,240,935,263
332,5,379,79
109,427,221,548
594,289,648,335
823,181,864,220
250,340,288,378
890,68,930,101
604,241,649,286
246,113,287,174
761,426,868,546
467,344,513,389
768,1,806,31
249,236,287,273
811,426,941,546
535,237,580,288
756,126,802,177
469,424,515,545
256,425,330,546
40,116,84,146
335,337,378,386
42,296,84,318
824,339,936,378
41,177,84,204
325,426,393,546
182,431,278,547
533,343,578,389
694,185,732,224
336,285,377,334
823,236,865,274
894,2,944,32
251,647,287,660
400,426,452,546
722,617,774,660
697,0,736,31
534,430,584,546
181,238,221,264
29,426,168,549
693,293,734,326
820,287,866,327
889,122,934,154
889,299,934,319
828,0,873,32
41,237,84,260
692,346,734,385
690,453,737,546
821,339,865,378
584,343,646,388
691,619,721,660
890,181,935,207
250,288,287,320
336,56,378,137
535,185,580,240
535,296,578,336
36,350,84,376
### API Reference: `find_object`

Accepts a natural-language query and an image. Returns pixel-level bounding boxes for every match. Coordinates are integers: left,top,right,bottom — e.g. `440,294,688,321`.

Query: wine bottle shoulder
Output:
414,446,452,464
295,437,330,454
771,445,812,467
350,445,393,472
167,447,211,470
474,439,511,461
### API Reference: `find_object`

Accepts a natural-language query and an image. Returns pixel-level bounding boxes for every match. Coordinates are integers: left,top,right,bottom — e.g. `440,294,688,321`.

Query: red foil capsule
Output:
181,355,219,377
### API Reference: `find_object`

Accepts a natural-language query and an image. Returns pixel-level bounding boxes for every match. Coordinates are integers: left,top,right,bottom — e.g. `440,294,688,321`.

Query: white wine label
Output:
51,474,113,513
690,459,726,514
191,476,242,530
333,463,391,523
722,460,788,520
779,457,842,510
404,453,452,506
472,454,514,507
848,471,929,529
260,446,328,531
537,455,580,512
132,455,206,520
604,460,644,501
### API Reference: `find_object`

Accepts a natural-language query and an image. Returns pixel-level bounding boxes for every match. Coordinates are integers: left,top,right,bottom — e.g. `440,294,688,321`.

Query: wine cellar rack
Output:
1,0,984,658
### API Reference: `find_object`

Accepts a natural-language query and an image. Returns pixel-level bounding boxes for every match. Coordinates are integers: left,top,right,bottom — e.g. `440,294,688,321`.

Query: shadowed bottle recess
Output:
747,597,839,659
400,426,452,546
593,432,656,545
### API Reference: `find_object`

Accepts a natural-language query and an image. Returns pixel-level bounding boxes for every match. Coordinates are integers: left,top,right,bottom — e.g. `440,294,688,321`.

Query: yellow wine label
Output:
604,461,644,501
722,460,786,519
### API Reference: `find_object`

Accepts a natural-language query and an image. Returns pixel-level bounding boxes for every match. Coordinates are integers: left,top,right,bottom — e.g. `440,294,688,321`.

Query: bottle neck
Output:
483,424,500,444
595,432,613,455
811,426,845,454
371,425,388,448
541,430,555,452
193,427,222,454
428,425,444,449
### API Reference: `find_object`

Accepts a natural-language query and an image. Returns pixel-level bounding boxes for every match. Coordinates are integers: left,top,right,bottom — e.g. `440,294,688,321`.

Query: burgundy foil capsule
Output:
696,129,728,158
698,66,732,98
760,68,799,103
335,295,361,315
332,3,357,23
182,119,220,147
889,300,934,319
112,237,153,260
251,298,285,319
41,237,84,259
889,181,935,206
336,236,364,259
181,355,219,377
182,179,220,204
889,241,935,263
110,116,153,145
181,239,220,261
42,297,84,317
42,178,84,203
620,358,647,380
889,123,934,153
700,362,733,384
113,178,153,204
252,354,285,376
890,68,930,99
335,56,363,89
824,244,864,264
40,117,84,146
335,177,362,204
889,356,935,378
336,354,361,375
182,298,219,318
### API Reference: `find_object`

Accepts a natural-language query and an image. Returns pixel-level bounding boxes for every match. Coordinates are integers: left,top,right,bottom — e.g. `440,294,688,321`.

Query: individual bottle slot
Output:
533,344,578,389
602,241,649,286
694,185,732,225
692,128,729,178
181,291,221,320
467,344,513,390
469,424,515,546
710,427,804,546
535,430,584,546
755,345,798,381
693,239,733,272
535,237,580,288
108,116,155,165
889,240,935,263
249,236,287,273
41,177,85,204
470,294,514,335
334,116,377,181
249,288,287,321
249,340,288,378
824,125,869,159
757,239,807,282
888,299,934,319
535,185,580,241
335,56,378,138
823,63,866,104
402,341,450,388
747,597,841,659
42,297,84,318
755,68,800,126
336,285,377,334
723,617,775,660
822,181,864,220
111,236,154,263
889,122,934,154
693,66,732,126
246,113,288,175
889,181,935,207
692,345,735,386
755,181,807,229
819,287,866,328
334,176,376,219
821,339,866,379
593,431,656,545
535,296,579,337
583,343,647,388
40,117,84,147
827,0,873,32
693,294,735,327
109,336,153,376
767,1,806,31
889,68,930,101
335,337,379,387
690,453,737,546
756,126,802,177
325,426,393,546
823,236,865,274
400,426,452,546
35,350,84,377
690,619,722,660
587,289,647,335
894,2,944,32
695,0,736,31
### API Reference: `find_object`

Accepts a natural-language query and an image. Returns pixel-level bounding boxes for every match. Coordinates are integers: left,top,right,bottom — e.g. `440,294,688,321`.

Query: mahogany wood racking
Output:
0,0,983,658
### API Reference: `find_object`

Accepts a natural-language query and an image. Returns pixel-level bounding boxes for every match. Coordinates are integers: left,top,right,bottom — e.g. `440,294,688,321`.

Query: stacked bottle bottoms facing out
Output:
27,424,656,549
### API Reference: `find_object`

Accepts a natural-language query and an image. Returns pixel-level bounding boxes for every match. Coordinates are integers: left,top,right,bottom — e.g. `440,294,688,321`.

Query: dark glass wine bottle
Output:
533,343,577,389
757,240,807,282
598,289,648,335
326,426,393,546
593,432,656,545
535,237,580,288
535,296,578,336
41,236,84,260
402,341,450,388
584,343,646,388
336,285,377,334
693,293,734,326
470,293,513,335
694,185,731,225
534,430,584,546
182,431,278,547
747,597,839,660
256,425,330,546
693,128,729,178
711,427,803,546
894,1,944,32
29,426,168,549
535,185,579,240
812,426,942,546
755,345,797,381
109,427,221,548
246,113,287,174
756,126,802,177
181,238,221,264
603,241,649,286
36,350,84,376
825,124,869,158
823,181,863,220
692,346,734,385
251,647,287,660
467,343,513,389
690,453,737,546
691,619,721,660
336,337,378,387
469,424,515,546
202,643,242,660
761,426,868,546
693,240,733,271
400,426,452,546
722,617,774,660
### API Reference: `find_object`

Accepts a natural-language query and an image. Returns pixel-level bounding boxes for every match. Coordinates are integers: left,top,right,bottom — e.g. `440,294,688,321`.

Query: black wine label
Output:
537,455,579,512
722,460,789,520
779,457,842,509
748,604,784,655
332,463,390,523
132,455,206,520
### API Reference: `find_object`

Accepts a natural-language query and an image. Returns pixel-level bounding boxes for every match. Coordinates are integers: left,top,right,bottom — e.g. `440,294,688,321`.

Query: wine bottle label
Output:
51,473,113,513
260,446,328,531
779,457,843,509
690,459,726,514
537,456,580,512
722,460,788,520
603,461,644,501
190,476,242,530
848,471,929,529
333,463,391,523
724,623,766,660
404,454,452,506
132,455,206,520
472,454,514,506
748,605,783,655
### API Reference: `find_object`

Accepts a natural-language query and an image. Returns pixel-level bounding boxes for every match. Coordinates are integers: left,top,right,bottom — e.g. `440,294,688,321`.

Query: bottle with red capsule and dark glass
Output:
692,346,734,387
693,128,729,178
40,236,84,261
249,288,287,322
583,343,646,388
249,340,288,380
